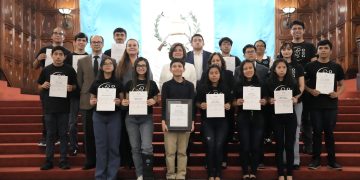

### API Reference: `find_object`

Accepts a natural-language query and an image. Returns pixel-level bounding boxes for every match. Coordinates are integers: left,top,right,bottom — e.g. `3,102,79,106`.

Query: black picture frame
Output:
166,99,192,131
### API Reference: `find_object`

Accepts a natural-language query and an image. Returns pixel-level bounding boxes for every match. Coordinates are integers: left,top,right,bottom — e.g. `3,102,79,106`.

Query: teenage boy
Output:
104,27,127,58
161,59,195,180
38,46,77,170
305,40,345,170
219,37,241,68
64,32,89,156
290,20,317,155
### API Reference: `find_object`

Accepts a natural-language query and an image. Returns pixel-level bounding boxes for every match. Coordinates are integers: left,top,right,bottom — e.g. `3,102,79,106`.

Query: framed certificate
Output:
166,99,192,131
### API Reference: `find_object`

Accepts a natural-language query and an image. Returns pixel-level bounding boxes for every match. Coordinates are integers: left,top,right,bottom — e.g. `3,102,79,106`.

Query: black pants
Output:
40,92,47,139
202,118,229,178
301,94,313,150
238,111,264,175
223,108,234,163
81,109,96,166
310,109,337,163
259,105,273,164
273,114,297,176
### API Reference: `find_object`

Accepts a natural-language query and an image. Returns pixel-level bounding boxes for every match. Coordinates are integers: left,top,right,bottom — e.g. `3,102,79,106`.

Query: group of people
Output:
33,20,345,180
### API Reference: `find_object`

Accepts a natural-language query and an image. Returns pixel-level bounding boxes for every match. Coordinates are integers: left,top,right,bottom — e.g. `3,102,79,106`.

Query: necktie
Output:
94,56,99,76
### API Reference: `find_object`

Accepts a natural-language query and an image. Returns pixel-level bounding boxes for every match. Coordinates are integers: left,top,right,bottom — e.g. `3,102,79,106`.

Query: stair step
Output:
1,142,359,154
0,166,359,180
0,101,41,107
0,153,360,167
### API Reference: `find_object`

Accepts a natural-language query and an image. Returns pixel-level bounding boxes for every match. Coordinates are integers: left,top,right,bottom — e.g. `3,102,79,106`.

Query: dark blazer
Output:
186,50,212,73
77,54,111,110
234,62,269,84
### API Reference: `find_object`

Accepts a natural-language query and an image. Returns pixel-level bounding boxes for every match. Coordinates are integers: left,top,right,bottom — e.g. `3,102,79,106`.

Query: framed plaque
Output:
166,99,192,131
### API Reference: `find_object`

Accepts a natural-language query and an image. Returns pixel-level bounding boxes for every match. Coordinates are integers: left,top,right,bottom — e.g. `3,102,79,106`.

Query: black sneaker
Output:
59,160,70,170
40,161,53,170
69,149,78,156
293,164,300,170
308,159,320,170
38,139,46,147
327,162,342,171
257,163,265,170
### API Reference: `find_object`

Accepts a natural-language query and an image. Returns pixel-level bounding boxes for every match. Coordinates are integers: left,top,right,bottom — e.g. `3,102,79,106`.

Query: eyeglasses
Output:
136,64,147,68
52,32,64,35
91,41,103,44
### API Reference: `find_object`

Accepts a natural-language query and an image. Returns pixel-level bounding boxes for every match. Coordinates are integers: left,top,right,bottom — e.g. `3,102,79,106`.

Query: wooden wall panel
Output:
0,0,80,94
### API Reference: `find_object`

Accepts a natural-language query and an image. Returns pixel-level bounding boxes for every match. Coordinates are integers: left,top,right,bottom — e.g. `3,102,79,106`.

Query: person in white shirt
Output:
159,43,197,90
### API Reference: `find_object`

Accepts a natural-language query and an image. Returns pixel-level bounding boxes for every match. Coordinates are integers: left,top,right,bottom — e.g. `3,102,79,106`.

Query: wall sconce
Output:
282,7,296,28
58,8,72,29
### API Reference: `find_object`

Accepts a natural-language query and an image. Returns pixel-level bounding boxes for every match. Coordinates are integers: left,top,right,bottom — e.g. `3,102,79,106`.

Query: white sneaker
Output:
136,176,143,180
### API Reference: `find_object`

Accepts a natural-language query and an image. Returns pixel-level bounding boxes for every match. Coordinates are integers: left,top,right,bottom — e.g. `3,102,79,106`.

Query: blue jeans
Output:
202,118,229,178
310,109,337,163
93,111,122,180
44,113,69,162
125,114,154,177
68,97,80,151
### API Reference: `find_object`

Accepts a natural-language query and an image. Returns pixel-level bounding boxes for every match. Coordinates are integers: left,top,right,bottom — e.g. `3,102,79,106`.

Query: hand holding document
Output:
96,88,116,111
243,87,261,110
206,94,225,118
129,91,148,115
49,75,68,98
44,48,53,67
274,90,293,114
316,72,335,94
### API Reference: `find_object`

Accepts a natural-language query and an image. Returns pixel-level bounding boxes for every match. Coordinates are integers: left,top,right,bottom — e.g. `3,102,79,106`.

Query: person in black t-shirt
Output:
279,41,304,170
121,57,159,180
219,37,241,67
196,64,232,180
305,40,345,171
290,20,317,155
64,32,89,156
233,60,267,180
34,27,71,147
88,57,122,180
38,46,77,170
266,59,301,180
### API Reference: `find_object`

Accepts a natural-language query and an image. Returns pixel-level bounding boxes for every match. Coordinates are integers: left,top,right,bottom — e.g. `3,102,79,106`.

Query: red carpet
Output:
0,80,359,179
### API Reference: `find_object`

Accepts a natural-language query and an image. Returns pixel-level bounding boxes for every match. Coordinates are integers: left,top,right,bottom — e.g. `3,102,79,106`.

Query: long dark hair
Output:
97,58,117,81
269,58,295,86
237,59,260,86
203,64,227,93
115,39,139,81
131,57,151,91
278,41,295,63
207,52,226,70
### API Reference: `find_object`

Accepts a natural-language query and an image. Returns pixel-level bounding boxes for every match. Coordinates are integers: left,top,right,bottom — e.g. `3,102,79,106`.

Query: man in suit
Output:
185,33,212,81
77,35,110,170
234,44,269,83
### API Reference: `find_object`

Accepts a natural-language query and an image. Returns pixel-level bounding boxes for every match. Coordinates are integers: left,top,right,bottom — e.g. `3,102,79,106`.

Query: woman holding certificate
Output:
89,58,123,180
279,41,305,170
233,60,267,180
121,57,159,180
266,59,301,180
196,64,232,180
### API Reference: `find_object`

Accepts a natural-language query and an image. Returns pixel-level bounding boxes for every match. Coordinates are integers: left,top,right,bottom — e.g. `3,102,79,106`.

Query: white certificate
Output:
316,72,335,94
170,104,188,127
72,55,87,73
111,43,126,63
129,91,148,115
49,75,68,98
206,94,225,118
243,86,261,110
274,90,293,114
44,48,53,67
223,56,236,73
96,88,116,111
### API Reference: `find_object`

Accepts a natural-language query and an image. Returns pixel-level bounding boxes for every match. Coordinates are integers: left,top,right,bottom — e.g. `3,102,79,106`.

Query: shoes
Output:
293,164,300,170
249,174,256,180
55,140,60,146
264,138,272,145
327,162,342,171
221,162,227,169
59,160,70,170
302,146,313,155
137,175,143,180
40,160,53,170
257,163,265,169
308,159,321,170
69,149,78,156
38,139,46,147
82,163,95,170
